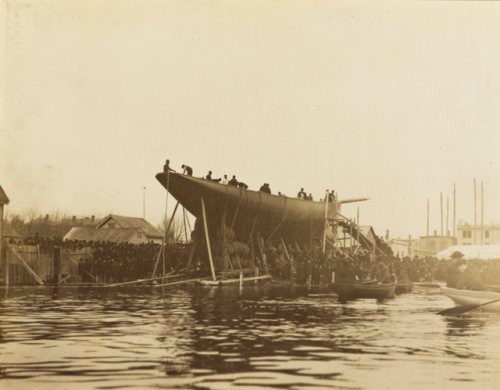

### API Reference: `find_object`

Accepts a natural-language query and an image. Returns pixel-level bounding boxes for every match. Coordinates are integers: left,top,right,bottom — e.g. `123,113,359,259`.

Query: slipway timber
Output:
156,172,371,250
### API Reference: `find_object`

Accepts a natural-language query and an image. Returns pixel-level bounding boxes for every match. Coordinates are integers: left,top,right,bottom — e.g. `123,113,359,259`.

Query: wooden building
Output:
95,214,163,243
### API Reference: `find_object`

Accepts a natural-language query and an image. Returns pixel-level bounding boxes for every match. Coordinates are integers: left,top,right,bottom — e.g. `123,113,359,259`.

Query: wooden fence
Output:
1,243,93,285
3,244,53,285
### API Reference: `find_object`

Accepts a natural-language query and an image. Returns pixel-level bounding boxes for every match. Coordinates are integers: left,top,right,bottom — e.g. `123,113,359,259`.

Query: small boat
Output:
395,284,414,294
441,287,500,313
329,282,396,301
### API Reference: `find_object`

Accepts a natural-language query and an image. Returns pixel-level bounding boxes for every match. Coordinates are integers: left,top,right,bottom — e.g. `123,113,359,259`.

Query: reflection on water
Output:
0,284,499,390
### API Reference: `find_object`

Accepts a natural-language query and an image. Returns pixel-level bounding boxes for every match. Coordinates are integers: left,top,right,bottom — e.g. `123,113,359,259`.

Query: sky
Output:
1,0,499,240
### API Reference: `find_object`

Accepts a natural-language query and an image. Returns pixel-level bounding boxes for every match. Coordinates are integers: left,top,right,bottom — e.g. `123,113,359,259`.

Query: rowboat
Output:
395,284,414,294
156,172,369,249
441,287,500,313
329,282,396,301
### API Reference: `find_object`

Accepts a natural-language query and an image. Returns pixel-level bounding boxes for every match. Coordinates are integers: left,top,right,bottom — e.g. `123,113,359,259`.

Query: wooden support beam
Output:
323,191,329,254
201,197,216,281
5,242,44,285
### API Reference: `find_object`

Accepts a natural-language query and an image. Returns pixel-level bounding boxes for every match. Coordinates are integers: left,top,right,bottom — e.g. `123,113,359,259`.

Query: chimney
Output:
408,235,411,240
434,230,437,236
92,215,95,222
386,230,389,239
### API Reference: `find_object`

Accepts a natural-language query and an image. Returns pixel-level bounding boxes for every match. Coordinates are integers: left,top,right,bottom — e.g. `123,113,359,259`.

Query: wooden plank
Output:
154,276,212,288
197,274,272,286
5,242,44,285
201,197,216,281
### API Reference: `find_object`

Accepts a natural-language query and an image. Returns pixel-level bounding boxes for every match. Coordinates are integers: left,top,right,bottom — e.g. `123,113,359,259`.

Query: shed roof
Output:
3,225,22,238
63,227,143,243
0,185,9,205
96,214,163,238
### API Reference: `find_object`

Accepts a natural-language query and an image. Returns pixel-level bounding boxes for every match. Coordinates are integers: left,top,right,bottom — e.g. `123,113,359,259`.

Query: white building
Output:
457,221,500,246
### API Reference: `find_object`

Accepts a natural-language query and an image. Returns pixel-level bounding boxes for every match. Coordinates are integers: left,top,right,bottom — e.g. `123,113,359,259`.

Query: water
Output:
0,284,499,390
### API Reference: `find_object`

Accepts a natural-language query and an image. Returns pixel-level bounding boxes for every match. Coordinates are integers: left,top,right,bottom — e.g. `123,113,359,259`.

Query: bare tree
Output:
156,216,189,243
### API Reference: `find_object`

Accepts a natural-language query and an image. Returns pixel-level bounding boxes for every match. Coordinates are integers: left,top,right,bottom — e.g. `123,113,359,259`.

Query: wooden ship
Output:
155,171,375,285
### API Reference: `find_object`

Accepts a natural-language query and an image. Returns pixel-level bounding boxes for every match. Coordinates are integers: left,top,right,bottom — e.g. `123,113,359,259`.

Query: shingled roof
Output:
96,214,163,238
0,185,9,205
3,225,21,238
63,227,145,243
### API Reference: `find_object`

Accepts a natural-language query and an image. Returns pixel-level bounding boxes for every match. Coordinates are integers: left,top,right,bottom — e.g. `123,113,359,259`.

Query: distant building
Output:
385,239,410,258
96,214,163,244
64,227,150,245
457,221,500,246
419,230,454,255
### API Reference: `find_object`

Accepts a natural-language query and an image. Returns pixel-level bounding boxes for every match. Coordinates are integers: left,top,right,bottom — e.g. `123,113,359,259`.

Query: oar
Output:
415,283,441,288
438,298,500,316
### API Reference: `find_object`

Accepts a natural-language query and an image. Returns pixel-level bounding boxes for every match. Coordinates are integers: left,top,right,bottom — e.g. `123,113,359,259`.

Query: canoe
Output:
329,282,396,301
395,284,414,294
156,172,370,248
441,287,500,313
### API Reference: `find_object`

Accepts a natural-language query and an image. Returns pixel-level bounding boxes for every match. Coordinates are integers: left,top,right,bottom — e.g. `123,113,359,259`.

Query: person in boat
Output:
222,175,229,185
397,269,413,285
336,260,356,283
182,165,193,176
456,259,487,291
229,176,239,186
444,252,465,288
297,188,306,198
238,182,248,189
375,258,391,284
259,183,267,192
163,159,176,173
298,193,305,200
308,193,313,201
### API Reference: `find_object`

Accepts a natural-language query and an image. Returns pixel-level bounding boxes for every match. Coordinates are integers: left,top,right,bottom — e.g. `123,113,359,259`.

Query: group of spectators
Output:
17,234,189,284
263,243,500,289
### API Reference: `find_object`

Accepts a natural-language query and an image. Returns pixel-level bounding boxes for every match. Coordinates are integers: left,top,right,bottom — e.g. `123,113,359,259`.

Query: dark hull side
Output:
156,172,339,245
329,282,396,300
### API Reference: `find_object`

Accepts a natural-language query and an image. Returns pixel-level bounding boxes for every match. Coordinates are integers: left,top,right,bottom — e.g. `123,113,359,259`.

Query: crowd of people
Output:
263,243,500,289
15,222,500,290
17,234,189,284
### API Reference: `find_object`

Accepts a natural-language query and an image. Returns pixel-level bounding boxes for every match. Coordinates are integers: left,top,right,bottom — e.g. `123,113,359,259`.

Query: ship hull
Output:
156,172,338,245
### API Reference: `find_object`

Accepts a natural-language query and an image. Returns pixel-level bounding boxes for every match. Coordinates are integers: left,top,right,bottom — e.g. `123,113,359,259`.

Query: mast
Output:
453,183,456,241
474,178,477,245
440,192,443,237
446,197,449,237
481,180,483,246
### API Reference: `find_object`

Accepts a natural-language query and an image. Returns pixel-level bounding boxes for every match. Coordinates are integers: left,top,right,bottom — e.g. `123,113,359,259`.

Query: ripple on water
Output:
0,285,499,390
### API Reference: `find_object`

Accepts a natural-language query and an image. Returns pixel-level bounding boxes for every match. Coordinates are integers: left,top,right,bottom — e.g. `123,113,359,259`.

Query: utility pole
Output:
143,187,146,219
426,199,429,249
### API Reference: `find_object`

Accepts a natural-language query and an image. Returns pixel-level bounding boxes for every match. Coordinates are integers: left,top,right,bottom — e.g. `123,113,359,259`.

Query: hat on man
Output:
451,251,465,259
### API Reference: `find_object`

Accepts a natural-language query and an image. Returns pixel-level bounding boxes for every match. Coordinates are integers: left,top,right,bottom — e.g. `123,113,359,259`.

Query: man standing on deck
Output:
229,176,239,186
182,165,193,176
164,160,176,173
222,175,229,185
